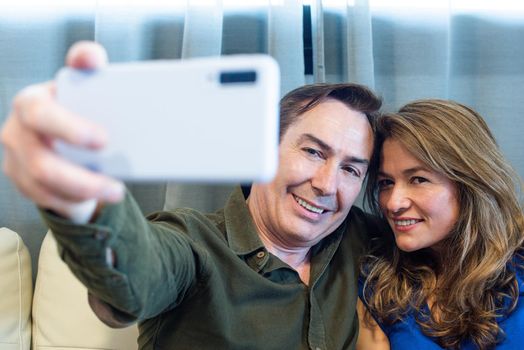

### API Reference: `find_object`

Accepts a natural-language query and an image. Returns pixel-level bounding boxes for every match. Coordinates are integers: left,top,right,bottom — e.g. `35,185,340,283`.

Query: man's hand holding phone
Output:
1,41,125,223
1,41,279,223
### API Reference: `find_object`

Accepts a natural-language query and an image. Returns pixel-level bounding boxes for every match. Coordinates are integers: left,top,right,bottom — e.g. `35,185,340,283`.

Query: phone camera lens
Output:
219,71,257,84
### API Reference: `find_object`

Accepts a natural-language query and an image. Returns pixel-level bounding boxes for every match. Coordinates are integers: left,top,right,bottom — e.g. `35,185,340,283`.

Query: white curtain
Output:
92,1,306,213
311,0,524,182
0,0,523,274
0,1,305,272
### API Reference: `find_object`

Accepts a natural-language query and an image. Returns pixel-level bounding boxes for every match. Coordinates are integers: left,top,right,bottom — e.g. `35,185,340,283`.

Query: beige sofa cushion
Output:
32,231,139,350
0,227,32,350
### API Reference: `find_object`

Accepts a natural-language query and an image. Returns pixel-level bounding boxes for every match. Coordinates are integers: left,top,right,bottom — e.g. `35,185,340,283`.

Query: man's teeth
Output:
394,219,419,226
294,196,324,214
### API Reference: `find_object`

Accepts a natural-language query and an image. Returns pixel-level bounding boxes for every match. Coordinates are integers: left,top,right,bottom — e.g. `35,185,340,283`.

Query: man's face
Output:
249,98,374,248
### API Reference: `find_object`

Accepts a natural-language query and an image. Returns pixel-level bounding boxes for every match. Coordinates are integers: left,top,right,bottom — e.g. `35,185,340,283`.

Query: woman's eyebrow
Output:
378,166,429,178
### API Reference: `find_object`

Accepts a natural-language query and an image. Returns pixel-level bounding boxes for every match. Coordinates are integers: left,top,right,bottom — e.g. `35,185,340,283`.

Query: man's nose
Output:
312,163,338,196
383,185,411,215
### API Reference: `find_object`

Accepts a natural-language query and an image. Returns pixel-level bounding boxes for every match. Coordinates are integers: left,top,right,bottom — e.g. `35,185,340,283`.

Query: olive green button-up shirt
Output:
42,187,381,350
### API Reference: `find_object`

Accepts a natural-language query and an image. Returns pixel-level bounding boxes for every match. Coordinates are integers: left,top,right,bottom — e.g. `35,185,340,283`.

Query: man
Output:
1,42,383,349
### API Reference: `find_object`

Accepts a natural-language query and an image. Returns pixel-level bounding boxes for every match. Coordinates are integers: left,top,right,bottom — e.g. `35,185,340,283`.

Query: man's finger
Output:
66,41,108,70
25,146,125,203
12,172,99,222
13,83,107,149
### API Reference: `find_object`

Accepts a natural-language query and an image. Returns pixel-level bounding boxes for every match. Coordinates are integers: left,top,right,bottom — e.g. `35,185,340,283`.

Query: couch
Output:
0,227,138,350
1,184,235,350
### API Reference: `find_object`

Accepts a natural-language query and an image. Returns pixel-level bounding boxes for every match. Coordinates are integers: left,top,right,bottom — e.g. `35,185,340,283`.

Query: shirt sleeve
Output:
40,190,205,325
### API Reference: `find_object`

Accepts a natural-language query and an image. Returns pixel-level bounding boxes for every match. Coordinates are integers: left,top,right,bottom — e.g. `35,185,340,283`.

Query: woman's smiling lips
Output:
390,217,424,232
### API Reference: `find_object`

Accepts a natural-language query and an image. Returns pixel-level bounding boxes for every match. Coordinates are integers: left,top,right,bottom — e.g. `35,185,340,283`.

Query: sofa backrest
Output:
32,231,139,350
0,227,32,350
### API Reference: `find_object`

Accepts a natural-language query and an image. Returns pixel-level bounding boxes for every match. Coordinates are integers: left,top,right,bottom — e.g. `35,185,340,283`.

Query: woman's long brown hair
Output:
363,99,524,349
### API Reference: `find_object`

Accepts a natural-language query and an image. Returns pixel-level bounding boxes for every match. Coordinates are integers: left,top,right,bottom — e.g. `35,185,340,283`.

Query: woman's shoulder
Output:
514,253,524,295
497,255,524,348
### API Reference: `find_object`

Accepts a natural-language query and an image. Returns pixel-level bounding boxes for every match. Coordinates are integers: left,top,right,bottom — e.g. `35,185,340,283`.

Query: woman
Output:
357,99,524,349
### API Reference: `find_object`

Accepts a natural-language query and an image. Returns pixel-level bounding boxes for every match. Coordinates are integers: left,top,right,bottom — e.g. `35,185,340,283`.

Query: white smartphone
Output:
55,55,280,183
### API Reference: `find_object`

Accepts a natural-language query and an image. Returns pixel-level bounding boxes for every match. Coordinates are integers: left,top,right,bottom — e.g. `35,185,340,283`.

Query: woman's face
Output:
377,139,459,253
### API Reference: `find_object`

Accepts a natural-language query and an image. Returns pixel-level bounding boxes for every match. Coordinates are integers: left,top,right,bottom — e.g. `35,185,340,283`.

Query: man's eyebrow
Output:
298,133,332,153
298,133,370,166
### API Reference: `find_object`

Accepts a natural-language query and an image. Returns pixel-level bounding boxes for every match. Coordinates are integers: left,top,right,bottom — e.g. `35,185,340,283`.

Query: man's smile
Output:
292,194,331,214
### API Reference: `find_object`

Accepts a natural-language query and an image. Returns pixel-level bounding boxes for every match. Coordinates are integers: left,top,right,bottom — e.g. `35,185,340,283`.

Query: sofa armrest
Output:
0,227,32,350
32,231,139,350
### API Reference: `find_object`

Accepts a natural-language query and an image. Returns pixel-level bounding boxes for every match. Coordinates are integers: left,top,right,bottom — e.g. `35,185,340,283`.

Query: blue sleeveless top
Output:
358,257,524,349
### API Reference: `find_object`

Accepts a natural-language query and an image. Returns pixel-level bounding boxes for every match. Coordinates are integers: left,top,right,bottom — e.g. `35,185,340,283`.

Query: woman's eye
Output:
377,178,393,189
412,176,429,184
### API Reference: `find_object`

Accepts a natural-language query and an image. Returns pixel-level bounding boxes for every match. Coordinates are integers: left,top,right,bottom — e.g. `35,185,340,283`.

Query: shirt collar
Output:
224,186,265,256
223,186,348,269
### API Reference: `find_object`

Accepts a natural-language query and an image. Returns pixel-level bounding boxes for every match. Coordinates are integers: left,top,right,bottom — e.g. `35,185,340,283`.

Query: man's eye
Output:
377,178,393,189
303,147,322,158
342,166,361,178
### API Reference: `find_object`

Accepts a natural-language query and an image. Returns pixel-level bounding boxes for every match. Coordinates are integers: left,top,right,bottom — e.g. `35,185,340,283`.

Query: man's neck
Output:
257,230,312,285
246,187,312,285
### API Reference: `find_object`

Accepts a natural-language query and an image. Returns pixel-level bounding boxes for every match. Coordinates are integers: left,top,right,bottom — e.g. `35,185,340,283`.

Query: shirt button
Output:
105,247,116,267
256,251,265,259
93,231,108,240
